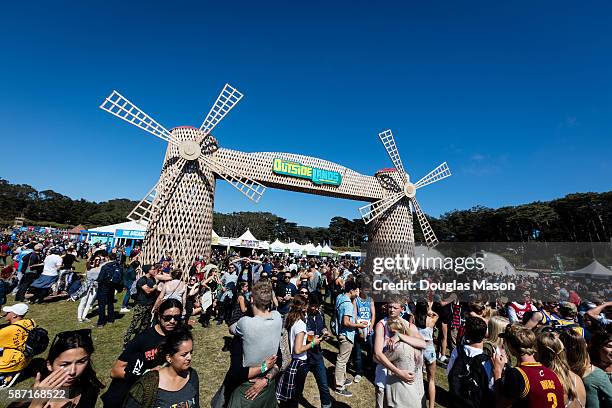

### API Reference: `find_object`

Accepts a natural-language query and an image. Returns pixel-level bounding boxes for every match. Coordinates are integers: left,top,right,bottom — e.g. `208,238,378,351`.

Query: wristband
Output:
261,361,267,374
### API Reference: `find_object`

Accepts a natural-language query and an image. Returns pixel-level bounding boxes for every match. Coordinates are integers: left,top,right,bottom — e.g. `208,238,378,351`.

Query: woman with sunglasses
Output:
124,327,198,408
9,329,104,408
101,299,184,407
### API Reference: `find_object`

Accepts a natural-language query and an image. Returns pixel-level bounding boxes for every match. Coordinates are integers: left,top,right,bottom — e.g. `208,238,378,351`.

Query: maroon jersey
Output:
512,362,564,408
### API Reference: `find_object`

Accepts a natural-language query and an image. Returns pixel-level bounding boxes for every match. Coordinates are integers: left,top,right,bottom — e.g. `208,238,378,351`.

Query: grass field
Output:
1,258,452,407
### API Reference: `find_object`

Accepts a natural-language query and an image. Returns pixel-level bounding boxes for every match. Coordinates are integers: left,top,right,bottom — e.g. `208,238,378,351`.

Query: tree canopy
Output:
1,178,610,244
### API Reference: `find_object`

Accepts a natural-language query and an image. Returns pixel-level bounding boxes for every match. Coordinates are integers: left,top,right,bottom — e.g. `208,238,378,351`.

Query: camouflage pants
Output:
123,304,153,346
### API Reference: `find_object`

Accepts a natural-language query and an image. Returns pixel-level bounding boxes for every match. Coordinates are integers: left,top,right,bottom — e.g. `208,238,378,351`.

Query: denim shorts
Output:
423,346,436,365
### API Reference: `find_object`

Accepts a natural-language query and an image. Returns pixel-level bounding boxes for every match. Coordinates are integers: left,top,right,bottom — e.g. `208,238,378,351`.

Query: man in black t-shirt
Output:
123,264,159,345
101,299,184,407
274,271,298,315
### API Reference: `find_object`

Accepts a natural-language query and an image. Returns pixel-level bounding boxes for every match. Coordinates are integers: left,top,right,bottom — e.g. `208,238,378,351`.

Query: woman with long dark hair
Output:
276,295,322,407
123,327,199,408
10,329,104,408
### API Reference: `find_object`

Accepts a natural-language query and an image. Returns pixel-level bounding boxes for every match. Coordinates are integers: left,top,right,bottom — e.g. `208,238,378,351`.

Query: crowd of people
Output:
0,230,610,407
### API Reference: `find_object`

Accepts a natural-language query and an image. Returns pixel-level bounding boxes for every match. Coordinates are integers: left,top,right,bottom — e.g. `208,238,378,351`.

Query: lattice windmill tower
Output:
359,130,451,273
100,84,265,272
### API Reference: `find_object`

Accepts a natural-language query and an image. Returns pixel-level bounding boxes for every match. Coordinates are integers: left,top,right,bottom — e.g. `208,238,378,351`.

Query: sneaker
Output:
439,355,448,363
120,308,130,313
335,388,353,397
354,375,362,383
343,378,353,387
77,318,84,323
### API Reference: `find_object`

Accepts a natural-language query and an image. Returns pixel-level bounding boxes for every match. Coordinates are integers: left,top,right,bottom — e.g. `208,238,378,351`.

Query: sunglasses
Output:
161,314,183,322
51,329,92,349
300,291,309,295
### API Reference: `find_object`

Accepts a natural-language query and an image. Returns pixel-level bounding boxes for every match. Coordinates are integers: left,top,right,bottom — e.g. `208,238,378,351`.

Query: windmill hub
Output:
404,182,416,198
178,140,201,160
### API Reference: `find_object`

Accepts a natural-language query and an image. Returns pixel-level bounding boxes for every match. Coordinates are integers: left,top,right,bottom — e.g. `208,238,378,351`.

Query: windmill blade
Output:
415,162,451,189
128,158,188,224
358,192,405,225
100,91,178,146
199,155,266,203
127,182,160,224
411,197,438,248
199,84,244,141
378,130,407,184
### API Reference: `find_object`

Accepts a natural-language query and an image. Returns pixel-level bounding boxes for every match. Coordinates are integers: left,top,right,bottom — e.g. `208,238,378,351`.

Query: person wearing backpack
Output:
96,252,123,327
333,280,368,397
0,303,38,386
446,316,494,408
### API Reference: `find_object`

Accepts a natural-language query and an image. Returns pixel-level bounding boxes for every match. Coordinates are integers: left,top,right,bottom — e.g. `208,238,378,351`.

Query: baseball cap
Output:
3,303,29,316
559,301,577,314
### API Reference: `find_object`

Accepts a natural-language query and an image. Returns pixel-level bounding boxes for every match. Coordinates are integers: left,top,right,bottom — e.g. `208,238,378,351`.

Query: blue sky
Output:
1,1,611,227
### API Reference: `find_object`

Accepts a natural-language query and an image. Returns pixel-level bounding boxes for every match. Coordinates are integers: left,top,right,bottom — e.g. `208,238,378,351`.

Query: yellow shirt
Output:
0,319,36,373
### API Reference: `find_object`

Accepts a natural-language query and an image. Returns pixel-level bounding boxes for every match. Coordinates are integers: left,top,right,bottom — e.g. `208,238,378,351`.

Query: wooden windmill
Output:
100,84,266,271
359,129,451,249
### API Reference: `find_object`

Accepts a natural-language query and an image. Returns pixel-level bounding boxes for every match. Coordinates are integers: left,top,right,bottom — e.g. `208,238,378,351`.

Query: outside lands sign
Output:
272,158,342,186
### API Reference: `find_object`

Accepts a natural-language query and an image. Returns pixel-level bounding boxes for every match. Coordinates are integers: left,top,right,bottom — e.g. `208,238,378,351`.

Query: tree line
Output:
1,178,610,245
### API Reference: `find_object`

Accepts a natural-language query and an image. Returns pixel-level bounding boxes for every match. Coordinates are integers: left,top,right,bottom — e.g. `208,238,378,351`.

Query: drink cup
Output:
307,331,315,342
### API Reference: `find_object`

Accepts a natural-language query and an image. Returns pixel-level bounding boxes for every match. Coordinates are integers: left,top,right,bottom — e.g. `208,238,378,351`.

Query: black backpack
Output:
4,324,49,358
99,262,123,287
447,346,493,408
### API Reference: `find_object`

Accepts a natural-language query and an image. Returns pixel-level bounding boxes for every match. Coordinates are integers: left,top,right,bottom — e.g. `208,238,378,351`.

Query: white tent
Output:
321,244,336,256
315,244,323,255
568,260,612,279
470,251,516,276
287,241,303,255
304,243,319,256
339,251,362,258
211,229,220,245
414,245,445,270
237,229,259,248
88,220,147,234
270,239,287,253
258,240,270,250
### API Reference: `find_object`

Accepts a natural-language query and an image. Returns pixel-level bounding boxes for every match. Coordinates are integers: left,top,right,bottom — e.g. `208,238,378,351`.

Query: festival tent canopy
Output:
339,251,362,258
270,239,287,253
87,220,147,234
315,244,323,254
211,229,220,245
236,229,259,248
287,241,303,255
67,224,86,235
321,244,336,255
304,243,319,256
567,260,612,279
470,251,516,275
259,240,270,250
